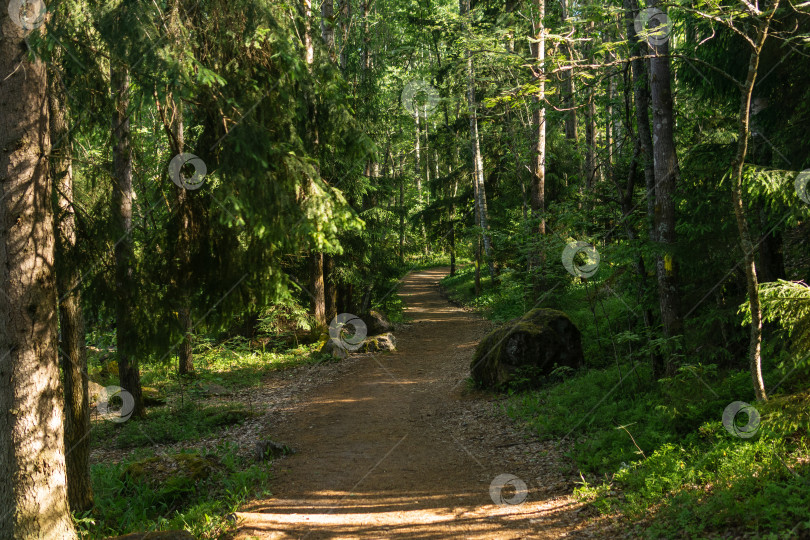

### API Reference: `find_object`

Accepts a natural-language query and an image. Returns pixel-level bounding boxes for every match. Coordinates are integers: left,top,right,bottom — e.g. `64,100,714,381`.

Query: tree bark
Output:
50,70,94,513
362,0,372,72
399,155,405,264
324,254,337,323
310,252,327,330
0,7,77,535
531,0,546,236
173,105,194,377
585,82,598,189
321,0,335,60
649,1,682,367
626,0,663,377
338,0,350,70
462,0,495,278
111,63,145,417
560,0,577,141
303,0,314,64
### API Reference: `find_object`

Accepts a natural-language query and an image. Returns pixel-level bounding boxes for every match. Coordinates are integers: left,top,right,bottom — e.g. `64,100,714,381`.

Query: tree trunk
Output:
50,70,93,513
111,63,145,418
462,0,495,278
310,252,327,330
531,0,546,236
585,82,598,189
321,0,335,59
626,0,663,377
399,155,405,264
173,104,194,377
0,8,77,535
560,0,577,141
649,1,682,369
303,0,314,64
339,0,350,70
731,8,778,402
362,0,372,72
415,110,426,248
324,254,337,323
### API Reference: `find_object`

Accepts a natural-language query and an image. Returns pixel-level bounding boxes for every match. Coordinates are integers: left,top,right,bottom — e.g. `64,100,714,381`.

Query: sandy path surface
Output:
234,268,607,539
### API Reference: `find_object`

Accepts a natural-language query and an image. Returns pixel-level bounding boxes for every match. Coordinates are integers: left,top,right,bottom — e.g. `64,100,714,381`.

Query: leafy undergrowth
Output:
440,266,527,322
91,402,258,449
441,268,810,538
76,444,272,539
83,336,328,537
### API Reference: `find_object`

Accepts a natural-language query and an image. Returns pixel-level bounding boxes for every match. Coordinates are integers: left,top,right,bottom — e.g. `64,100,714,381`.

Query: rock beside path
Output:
361,332,396,352
360,310,393,336
471,308,583,390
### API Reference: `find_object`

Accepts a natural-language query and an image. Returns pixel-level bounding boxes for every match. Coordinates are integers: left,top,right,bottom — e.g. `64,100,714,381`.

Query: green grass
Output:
440,265,527,322
82,336,330,537
77,444,273,539
91,402,258,449
441,264,810,538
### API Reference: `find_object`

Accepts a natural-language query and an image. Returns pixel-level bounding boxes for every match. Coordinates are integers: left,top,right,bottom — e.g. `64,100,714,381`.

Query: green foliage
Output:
92,403,256,449
82,444,272,539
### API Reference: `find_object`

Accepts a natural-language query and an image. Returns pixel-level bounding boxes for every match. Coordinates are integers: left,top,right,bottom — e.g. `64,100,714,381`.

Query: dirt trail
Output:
235,268,603,539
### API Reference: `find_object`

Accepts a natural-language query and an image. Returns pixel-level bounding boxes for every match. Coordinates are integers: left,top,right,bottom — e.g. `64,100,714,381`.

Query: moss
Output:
122,452,220,489
470,308,582,391
205,407,254,427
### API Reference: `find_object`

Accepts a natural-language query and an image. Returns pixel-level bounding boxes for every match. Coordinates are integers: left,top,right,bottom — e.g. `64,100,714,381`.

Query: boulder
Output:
470,308,583,390
88,381,105,407
253,439,296,461
203,383,230,396
122,453,220,489
361,332,396,353
320,339,349,359
361,310,392,336
142,386,166,406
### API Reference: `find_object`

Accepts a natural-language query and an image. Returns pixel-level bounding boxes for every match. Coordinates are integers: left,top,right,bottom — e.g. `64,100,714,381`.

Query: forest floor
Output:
232,268,619,539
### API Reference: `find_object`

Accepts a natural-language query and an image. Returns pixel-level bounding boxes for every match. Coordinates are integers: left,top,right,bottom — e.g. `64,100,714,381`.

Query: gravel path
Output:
233,268,615,539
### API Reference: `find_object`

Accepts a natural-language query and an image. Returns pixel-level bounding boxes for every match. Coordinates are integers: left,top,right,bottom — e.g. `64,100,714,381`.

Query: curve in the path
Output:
235,267,590,539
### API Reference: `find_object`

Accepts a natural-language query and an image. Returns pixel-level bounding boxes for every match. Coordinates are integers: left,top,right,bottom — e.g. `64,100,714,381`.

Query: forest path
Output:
234,268,601,539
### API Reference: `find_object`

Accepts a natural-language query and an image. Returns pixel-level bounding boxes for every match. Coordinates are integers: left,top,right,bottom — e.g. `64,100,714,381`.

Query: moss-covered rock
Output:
470,308,583,390
361,310,393,336
141,386,166,406
122,452,221,500
320,339,349,359
361,332,396,352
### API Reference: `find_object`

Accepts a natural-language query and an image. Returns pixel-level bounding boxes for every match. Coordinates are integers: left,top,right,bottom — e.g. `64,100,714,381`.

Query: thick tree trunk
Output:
50,72,94,513
649,2,682,368
0,8,77,536
111,64,145,417
731,11,778,402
